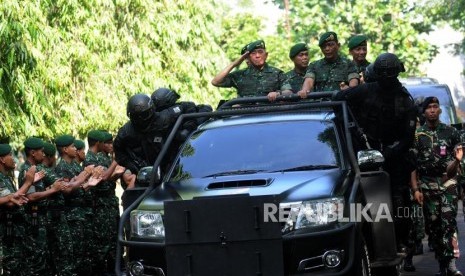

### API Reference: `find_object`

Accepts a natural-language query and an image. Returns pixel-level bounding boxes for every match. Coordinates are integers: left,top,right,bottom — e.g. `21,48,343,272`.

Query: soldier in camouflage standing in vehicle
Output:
347,35,370,76
298,31,359,97
414,97,462,276
281,43,310,93
211,40,288,100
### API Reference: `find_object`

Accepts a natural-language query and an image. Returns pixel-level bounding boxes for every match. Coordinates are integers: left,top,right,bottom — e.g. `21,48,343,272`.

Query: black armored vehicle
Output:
116,93,403,276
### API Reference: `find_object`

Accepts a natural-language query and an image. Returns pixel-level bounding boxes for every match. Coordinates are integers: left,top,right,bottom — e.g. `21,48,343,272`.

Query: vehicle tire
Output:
353,235,371,276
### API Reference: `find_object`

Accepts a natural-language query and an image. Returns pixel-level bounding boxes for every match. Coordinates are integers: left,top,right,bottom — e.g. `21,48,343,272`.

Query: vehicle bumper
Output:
124,222,357,276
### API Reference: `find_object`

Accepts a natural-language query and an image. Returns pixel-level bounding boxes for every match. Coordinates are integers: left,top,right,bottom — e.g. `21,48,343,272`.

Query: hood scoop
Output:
207,179,271,190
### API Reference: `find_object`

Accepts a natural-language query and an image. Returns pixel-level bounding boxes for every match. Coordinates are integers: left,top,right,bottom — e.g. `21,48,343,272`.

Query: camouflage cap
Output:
0,144,12,156
289,43,309,59
55,134,75,147
43,142,57,156
87,130,105,142
319,31,338,47
348,35,368,50
74,139,85,150
24,137,44,149
247,40,266,52
422,96,440,113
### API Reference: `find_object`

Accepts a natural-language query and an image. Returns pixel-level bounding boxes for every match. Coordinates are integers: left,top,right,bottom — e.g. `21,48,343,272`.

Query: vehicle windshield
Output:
169,120,342,181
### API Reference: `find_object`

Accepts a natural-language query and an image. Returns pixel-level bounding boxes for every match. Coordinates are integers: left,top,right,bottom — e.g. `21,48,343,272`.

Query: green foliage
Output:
0,0,454,148
0,0,228,146
269,0,437,76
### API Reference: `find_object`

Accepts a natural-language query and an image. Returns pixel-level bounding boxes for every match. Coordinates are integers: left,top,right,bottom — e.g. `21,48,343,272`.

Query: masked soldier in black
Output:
334,53,417,258
151,88,213,172
113,93,183,178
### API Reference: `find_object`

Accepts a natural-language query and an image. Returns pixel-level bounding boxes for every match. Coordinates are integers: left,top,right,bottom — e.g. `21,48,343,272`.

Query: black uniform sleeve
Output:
113,123,143,174
394,93,417,156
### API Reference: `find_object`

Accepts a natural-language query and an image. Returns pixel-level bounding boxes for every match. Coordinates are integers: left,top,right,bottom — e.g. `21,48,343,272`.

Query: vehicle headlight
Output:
280,198,344,232
130,210,165,238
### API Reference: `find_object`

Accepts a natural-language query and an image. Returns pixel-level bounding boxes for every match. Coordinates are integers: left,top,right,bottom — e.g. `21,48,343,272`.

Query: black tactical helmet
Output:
151,88,180,111
364,63,377,83
373,53,405,79
126,94,154,127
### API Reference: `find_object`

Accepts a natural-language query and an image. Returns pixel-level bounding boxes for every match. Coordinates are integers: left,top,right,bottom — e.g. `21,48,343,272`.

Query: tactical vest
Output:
358,84,413,146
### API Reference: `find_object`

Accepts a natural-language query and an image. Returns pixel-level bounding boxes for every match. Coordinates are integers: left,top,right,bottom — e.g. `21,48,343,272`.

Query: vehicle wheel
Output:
354,235,371,276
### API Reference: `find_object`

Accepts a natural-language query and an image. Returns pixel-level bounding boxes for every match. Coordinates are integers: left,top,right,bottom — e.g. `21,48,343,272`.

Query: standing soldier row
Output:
1,131,126,276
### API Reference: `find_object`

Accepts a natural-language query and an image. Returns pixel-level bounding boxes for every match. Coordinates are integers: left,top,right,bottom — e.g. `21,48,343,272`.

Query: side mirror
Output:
136,166,160,187
357,150,385,171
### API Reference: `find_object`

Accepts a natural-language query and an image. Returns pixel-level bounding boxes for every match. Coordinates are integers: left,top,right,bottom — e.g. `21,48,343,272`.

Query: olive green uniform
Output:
0,173,33,276
216,63,286,97
415,123,461,261
305,56,359,92
55,159,93,275
281,69,306,93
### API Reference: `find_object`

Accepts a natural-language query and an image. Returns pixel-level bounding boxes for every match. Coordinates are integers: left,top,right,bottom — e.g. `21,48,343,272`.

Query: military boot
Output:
447,259,463,276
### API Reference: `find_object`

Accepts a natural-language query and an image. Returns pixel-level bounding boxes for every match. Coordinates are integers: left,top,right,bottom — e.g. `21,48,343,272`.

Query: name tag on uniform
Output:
172,106,181,113
153,137,163,143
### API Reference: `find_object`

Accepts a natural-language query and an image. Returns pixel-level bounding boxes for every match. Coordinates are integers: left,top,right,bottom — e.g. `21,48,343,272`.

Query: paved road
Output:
402,200,465,275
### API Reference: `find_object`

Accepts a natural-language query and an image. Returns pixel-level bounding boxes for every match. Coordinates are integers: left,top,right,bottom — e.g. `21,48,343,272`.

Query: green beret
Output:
24,137,44,149
289,43,309,59
74,139,85,150
247,40,266,52
319,31,338,47
0,144,12,156
43,142,56,156
87,130,105,142
101,131,113,142
422,96,440,113
348,35,368,50
240,43,250,55
55,134,75,147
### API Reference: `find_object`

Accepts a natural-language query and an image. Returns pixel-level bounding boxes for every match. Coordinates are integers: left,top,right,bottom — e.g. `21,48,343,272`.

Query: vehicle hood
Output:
138,169,344,210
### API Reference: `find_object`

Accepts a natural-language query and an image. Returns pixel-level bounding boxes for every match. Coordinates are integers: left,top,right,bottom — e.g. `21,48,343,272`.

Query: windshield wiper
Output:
203,169,264,178
271,165,338,172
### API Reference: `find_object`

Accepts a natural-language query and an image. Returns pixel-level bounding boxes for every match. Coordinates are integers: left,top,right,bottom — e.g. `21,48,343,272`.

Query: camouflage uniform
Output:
18,162,53,276
415,122,461,261
55,159,93,275
215,63,286,97
281,68,306,93
305,56,359,92
353,60,370,75
84,151,119,274
0,172,33,276
458,130,465,218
